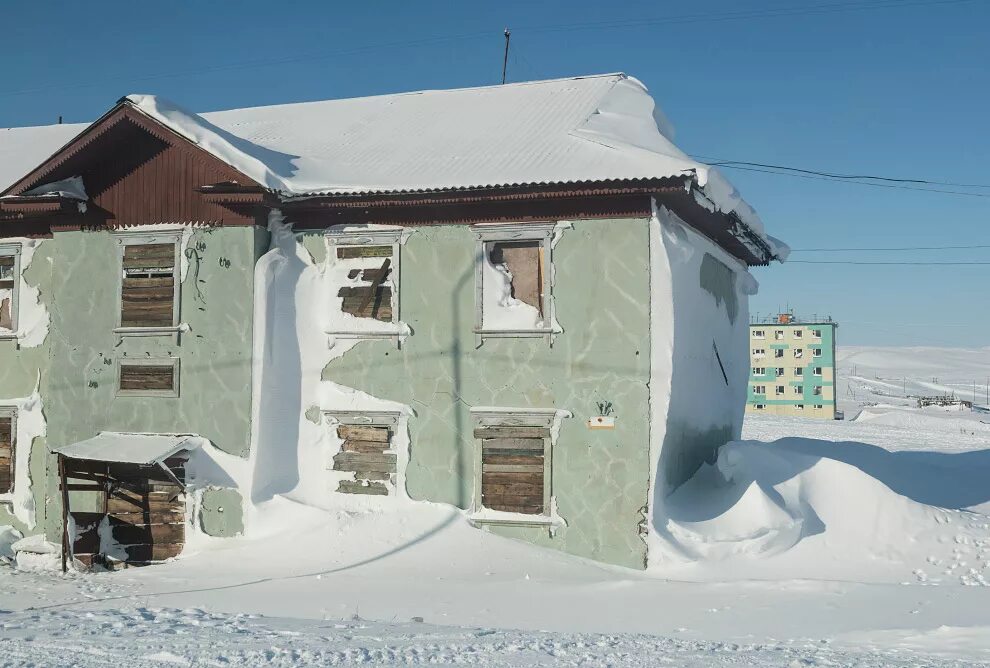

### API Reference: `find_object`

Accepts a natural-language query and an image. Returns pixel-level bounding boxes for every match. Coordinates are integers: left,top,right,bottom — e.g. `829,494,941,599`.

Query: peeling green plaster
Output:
199,487,244,537
318,219,652,569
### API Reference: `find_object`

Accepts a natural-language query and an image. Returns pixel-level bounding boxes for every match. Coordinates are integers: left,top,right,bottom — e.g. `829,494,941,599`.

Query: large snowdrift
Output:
657,438,990,585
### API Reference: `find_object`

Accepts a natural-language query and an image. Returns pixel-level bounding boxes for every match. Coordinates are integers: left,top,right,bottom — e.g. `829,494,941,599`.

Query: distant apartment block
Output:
746,313,838,419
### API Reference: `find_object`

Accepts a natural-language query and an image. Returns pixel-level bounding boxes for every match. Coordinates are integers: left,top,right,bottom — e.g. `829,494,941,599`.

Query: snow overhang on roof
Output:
51,432,204,465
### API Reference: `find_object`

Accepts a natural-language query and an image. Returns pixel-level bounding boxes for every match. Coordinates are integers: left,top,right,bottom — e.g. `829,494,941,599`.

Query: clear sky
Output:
2,1,987,347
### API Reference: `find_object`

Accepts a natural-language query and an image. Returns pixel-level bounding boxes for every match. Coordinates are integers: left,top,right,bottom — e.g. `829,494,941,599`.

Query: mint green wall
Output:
38,226,261,537
0,241,53,533
311,219,653,569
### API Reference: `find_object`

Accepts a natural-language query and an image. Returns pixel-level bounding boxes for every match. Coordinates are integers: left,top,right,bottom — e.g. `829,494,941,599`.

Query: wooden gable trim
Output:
3,102,262,198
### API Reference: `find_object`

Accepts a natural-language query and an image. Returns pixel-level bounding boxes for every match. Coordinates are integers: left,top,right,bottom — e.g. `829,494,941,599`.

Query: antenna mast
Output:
501,29,511,84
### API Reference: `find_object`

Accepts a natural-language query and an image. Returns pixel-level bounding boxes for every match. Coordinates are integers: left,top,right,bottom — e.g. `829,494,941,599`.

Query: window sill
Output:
114,326,183,338
474,328,559,339
469,509,563,529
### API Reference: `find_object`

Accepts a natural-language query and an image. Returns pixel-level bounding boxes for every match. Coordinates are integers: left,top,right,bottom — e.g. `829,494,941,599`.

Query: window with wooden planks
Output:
473,223,556,342
0,247,20,333
472,411,557,517
119,242,178,328
327,412,402,496
0,410,14,494
336,244,394,322
117,359,179,397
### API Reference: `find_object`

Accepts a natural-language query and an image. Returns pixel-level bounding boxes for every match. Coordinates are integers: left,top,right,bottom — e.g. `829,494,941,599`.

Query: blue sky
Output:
2,1,987,347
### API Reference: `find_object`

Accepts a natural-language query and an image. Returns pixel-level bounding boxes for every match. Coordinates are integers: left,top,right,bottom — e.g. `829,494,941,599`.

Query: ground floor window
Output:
0,408,15,494
472,409,556,516
327,410,401,496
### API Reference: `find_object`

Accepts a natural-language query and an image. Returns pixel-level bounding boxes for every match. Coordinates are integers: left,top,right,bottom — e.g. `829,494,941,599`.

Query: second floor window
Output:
0,246,20,333
118,238,180,330
0,409,14,494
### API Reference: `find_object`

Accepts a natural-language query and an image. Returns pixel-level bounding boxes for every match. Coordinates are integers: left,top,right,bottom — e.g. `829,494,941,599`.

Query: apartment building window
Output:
774,330,784,340
752,348,766,358
812,329,822,338
794,368,804,377
774,349,785,359
117,358,180,398
0,408,14,494
793,348,804,359
754,404,767,410
327,228,404,327
752,367,766,375
754,385,766,395
0,245,21,333
793,330,803,339
474,223,555,340
775,367,785,377
776,385,785,396
796,404,805,410
813,348,823,358
752,329,765,339
115,231,182,333
813,386,823,396
814,404,824,409
472,408,559,518
792,386,802,395
814,367,823,376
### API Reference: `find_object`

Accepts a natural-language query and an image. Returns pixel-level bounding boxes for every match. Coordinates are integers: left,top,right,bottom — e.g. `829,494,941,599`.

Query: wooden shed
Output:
51,433,200,571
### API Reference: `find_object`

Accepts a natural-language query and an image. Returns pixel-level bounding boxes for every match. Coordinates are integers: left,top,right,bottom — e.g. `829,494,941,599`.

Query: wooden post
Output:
58,454,70,573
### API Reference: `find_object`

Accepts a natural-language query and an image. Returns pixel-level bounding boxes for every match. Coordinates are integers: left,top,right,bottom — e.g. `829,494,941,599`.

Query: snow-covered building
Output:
0,74,785,569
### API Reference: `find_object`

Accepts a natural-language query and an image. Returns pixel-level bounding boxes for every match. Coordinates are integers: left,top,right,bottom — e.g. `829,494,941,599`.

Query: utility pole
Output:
501,29,511,85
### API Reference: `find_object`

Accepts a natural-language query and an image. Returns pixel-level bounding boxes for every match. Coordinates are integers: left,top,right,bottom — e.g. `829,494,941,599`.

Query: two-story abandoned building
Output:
0,73,785,570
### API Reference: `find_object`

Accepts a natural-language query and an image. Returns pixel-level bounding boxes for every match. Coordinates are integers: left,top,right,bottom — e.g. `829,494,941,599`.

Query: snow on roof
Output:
0,74,784,256
51,431,204,465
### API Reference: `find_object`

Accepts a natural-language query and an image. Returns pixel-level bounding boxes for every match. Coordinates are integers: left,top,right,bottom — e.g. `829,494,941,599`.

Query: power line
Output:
693,156,990,190
707,163,990,198
791,244,990,252
787,260,990,265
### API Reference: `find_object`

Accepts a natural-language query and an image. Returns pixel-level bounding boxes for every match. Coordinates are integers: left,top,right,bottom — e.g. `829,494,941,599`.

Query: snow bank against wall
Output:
656,438,990,585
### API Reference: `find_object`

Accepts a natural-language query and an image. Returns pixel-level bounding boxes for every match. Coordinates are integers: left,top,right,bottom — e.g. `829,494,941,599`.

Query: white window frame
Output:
774,330,784,340
776,385,785,396
752,329,765,339
793,330,803,339
775,367,784,377
793,348,804,359
794,367,804,376
325,228,406,343
812,329,822,339
813,348,823,358
752,348,766,358
0,405,16,498
116,357,180,398
754,403,767,410
814,367,823,376
754,385,766,394
814,404,824,409
792,386,802,395
795,404,805,410
469,407,562,527
774,349,785,358
0,244,22,338
473,223,557,344
113,229,183,338
752,367,765,375
813,386,823,396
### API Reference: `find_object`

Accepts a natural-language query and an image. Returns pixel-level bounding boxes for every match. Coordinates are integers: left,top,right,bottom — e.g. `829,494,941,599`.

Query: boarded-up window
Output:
475,424,549,515
0,414,14,494
0,255,16,331
333,424,396,495
121,243,176,328
118,361,179,397
336,245,394,322
486,241,544,315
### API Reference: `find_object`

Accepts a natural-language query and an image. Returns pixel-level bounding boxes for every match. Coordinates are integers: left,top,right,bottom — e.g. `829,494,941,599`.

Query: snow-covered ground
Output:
3,347,990,666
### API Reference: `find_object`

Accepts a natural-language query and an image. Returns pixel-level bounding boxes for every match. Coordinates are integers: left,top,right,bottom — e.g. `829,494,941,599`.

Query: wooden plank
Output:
481,437,544,451
0,256,14,268
123,244,175,269
341,440,390,454
337,480,388,495
122,543,183,562
473,427,550,439
333,452,396,466
110,509,185,525
346,267,392,282
107,494,183,514
119,365,174,391
112,522,184,545
332,454,397,474
336,245,392,259
482,492,545,506
481,482,544,496
337,425,389,442
482,453,544,466
480,471,543,487
355,471,393,481
481,464,544,474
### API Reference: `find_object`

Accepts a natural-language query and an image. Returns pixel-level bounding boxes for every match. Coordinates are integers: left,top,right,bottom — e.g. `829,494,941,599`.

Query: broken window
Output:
328,411,401,496
0,247,20,333
326,229,405,336
117,359,179,397
118,237,180,330
474,223,555,340
473,409,556,516
0,409,14,494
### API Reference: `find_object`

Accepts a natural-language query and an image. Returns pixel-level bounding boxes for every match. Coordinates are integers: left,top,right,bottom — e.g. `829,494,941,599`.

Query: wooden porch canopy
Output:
51,432,201,572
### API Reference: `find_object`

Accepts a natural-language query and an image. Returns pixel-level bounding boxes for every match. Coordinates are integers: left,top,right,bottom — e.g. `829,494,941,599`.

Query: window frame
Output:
472,223,557,343
754,403,767,410
752,329,765,339
325,228,406,341
794,367,804,376
775,385,785,395
813,385,823,396
113,230,183,338
116,357,180,398
752,348,766,358
813,348,823,358
814,367,823,376
323,409,403,495
752,366,765,375
470,407,559,526
0,406,16,497
793,330,803,339
812,329,823,339
754,385,766,395
0,244,22,337
774,349,785,358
